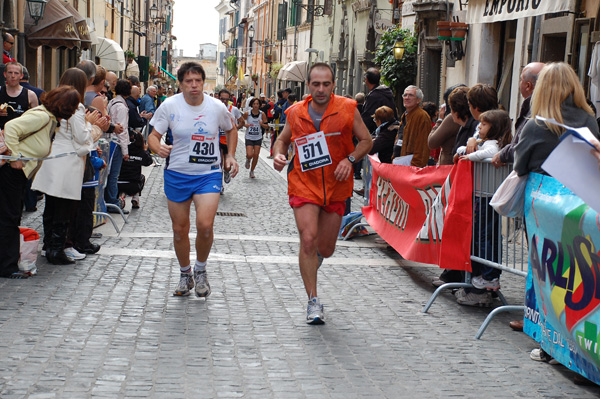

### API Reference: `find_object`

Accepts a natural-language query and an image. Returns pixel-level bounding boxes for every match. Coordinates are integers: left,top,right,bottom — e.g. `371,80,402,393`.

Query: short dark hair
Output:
467,83,498,113
115,79,132,96
249,98,261,108
219,88,231,97
277,90,284,98
307,62,335,83
288,93,297,103
365,67,380,86
127,75,140,86
448,86,471,121
283,88,292,94
443,83,467,106
42,86,81,120
421,102,437,120
177,62,205,82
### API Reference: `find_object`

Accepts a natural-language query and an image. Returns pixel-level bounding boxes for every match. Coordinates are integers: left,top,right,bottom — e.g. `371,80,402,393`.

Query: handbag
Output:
490,170,527,218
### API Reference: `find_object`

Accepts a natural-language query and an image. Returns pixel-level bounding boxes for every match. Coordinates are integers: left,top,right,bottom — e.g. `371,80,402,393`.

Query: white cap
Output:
260,93,266,97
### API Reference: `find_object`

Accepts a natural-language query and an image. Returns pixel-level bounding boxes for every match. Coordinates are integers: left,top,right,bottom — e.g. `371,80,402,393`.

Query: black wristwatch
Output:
347,155,356,164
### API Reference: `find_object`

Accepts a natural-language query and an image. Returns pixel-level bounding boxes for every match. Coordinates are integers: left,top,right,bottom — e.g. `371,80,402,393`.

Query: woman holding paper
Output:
514,62,600,176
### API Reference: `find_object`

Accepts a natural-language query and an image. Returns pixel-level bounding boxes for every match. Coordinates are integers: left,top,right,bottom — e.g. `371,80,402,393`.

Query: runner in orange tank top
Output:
273,63,372,324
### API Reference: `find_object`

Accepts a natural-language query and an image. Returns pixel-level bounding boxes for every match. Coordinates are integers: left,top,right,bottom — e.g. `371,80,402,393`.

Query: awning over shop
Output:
61,2,92,50
466,0,575,24
25,0,80,49
277,61,308,82
95,37,126,72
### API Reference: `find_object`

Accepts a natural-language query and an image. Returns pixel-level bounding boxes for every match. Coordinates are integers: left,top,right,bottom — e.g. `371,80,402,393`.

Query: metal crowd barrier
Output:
422,160,528,339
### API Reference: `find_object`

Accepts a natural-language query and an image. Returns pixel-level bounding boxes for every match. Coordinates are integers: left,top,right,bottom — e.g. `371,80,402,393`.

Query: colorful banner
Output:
362,157,473,271
523,173,600,385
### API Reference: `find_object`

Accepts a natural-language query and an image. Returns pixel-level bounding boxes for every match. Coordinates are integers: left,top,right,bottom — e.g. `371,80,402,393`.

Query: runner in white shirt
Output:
243,98,269,178
148,62,239,298
218,88,244,192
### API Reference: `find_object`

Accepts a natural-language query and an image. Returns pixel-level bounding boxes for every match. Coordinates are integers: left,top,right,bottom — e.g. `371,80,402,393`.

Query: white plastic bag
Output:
490,170,527,218
19,228,39,275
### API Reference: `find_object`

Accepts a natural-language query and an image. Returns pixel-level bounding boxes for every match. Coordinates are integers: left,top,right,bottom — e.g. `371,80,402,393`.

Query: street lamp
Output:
150,3,158,21
26,0,48,25
393,38,405,60
248,25,255,39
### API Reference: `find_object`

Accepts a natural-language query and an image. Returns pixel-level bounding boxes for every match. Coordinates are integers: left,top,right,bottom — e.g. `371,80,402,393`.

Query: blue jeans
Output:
104,142,123,206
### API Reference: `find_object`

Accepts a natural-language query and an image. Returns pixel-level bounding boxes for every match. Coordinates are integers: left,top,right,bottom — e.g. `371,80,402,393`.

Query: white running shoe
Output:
471,275,500,290
306,298,325,324
64,247,86,260
249,170,255,178
194,270,211,298
173,273,194,296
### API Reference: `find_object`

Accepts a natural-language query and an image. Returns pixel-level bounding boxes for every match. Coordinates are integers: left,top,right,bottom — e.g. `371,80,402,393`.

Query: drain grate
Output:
216,211,247,217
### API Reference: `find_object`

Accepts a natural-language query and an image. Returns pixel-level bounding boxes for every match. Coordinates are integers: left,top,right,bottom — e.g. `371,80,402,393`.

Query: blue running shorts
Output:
164,170,222,202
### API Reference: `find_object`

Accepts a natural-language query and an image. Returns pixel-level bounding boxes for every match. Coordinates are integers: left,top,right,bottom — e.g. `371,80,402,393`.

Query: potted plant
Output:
264,53,273,64
450,22,468,40
251,73,259,83
270,63,283,79
149,64,157,77
124,49,136,62
437,21,451,39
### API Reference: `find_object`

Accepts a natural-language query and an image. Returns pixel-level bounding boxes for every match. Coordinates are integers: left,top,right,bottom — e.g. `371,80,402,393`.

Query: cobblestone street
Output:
1,136,599,398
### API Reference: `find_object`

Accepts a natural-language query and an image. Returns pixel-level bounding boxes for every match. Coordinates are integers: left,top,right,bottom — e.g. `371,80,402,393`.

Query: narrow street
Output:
1,134,598,398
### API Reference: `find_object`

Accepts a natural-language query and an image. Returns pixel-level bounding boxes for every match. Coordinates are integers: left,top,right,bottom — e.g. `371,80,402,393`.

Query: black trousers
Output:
42,194,76,248
0,164,27,277
68,187,95,248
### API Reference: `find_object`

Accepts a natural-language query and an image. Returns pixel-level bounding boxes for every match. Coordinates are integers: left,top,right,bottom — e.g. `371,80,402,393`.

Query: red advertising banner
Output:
362,157,473,271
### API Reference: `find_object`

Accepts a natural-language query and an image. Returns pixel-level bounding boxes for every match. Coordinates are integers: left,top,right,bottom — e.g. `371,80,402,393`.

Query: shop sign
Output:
374,19,394,34
467,0,574,24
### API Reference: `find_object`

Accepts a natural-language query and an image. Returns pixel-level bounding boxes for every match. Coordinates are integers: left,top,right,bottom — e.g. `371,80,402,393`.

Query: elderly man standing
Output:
492,62,545,168
105,71,118,100
392,85,432,167
139,85,157,117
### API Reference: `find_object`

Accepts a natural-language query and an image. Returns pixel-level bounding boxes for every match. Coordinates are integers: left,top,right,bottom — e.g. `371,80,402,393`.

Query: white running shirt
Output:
245,111,264,141
151,93,234,175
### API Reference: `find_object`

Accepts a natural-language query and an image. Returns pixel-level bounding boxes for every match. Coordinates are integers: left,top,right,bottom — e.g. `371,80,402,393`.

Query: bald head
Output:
106,72,118,90
130,85,141,100
520,62,545,98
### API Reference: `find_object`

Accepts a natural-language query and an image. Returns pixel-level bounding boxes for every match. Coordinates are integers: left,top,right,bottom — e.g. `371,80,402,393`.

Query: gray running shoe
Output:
245,158,250,169
456,290,493,307
306,298,325,325
223,169,231,184
173,273,194,296
194,270,211,298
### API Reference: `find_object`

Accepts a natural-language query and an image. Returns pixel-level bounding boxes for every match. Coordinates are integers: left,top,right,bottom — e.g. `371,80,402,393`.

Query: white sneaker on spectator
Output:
456,290,493,307
64,247,86,261
471,276,500,291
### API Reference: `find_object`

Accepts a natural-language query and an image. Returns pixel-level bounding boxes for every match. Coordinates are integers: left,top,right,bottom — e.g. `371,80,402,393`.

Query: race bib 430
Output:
189,134,218,164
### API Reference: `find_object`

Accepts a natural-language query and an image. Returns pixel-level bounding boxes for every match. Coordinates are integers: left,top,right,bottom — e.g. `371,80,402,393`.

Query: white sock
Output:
194,260,207,273
180,265,191,275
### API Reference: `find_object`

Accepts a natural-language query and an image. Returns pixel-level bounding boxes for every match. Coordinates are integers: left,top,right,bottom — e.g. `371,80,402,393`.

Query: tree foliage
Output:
225,55,238,77
374,27,418,105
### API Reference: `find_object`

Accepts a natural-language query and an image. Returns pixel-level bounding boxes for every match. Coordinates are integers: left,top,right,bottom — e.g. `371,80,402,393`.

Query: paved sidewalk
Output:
1,135,599,398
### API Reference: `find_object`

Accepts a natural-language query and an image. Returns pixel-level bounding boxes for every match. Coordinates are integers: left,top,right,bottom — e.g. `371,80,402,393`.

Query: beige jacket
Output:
3,105,57,179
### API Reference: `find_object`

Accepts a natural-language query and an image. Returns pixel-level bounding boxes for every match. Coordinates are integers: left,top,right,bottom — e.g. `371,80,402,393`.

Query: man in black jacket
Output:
360,68,397,134
126,85,152,134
